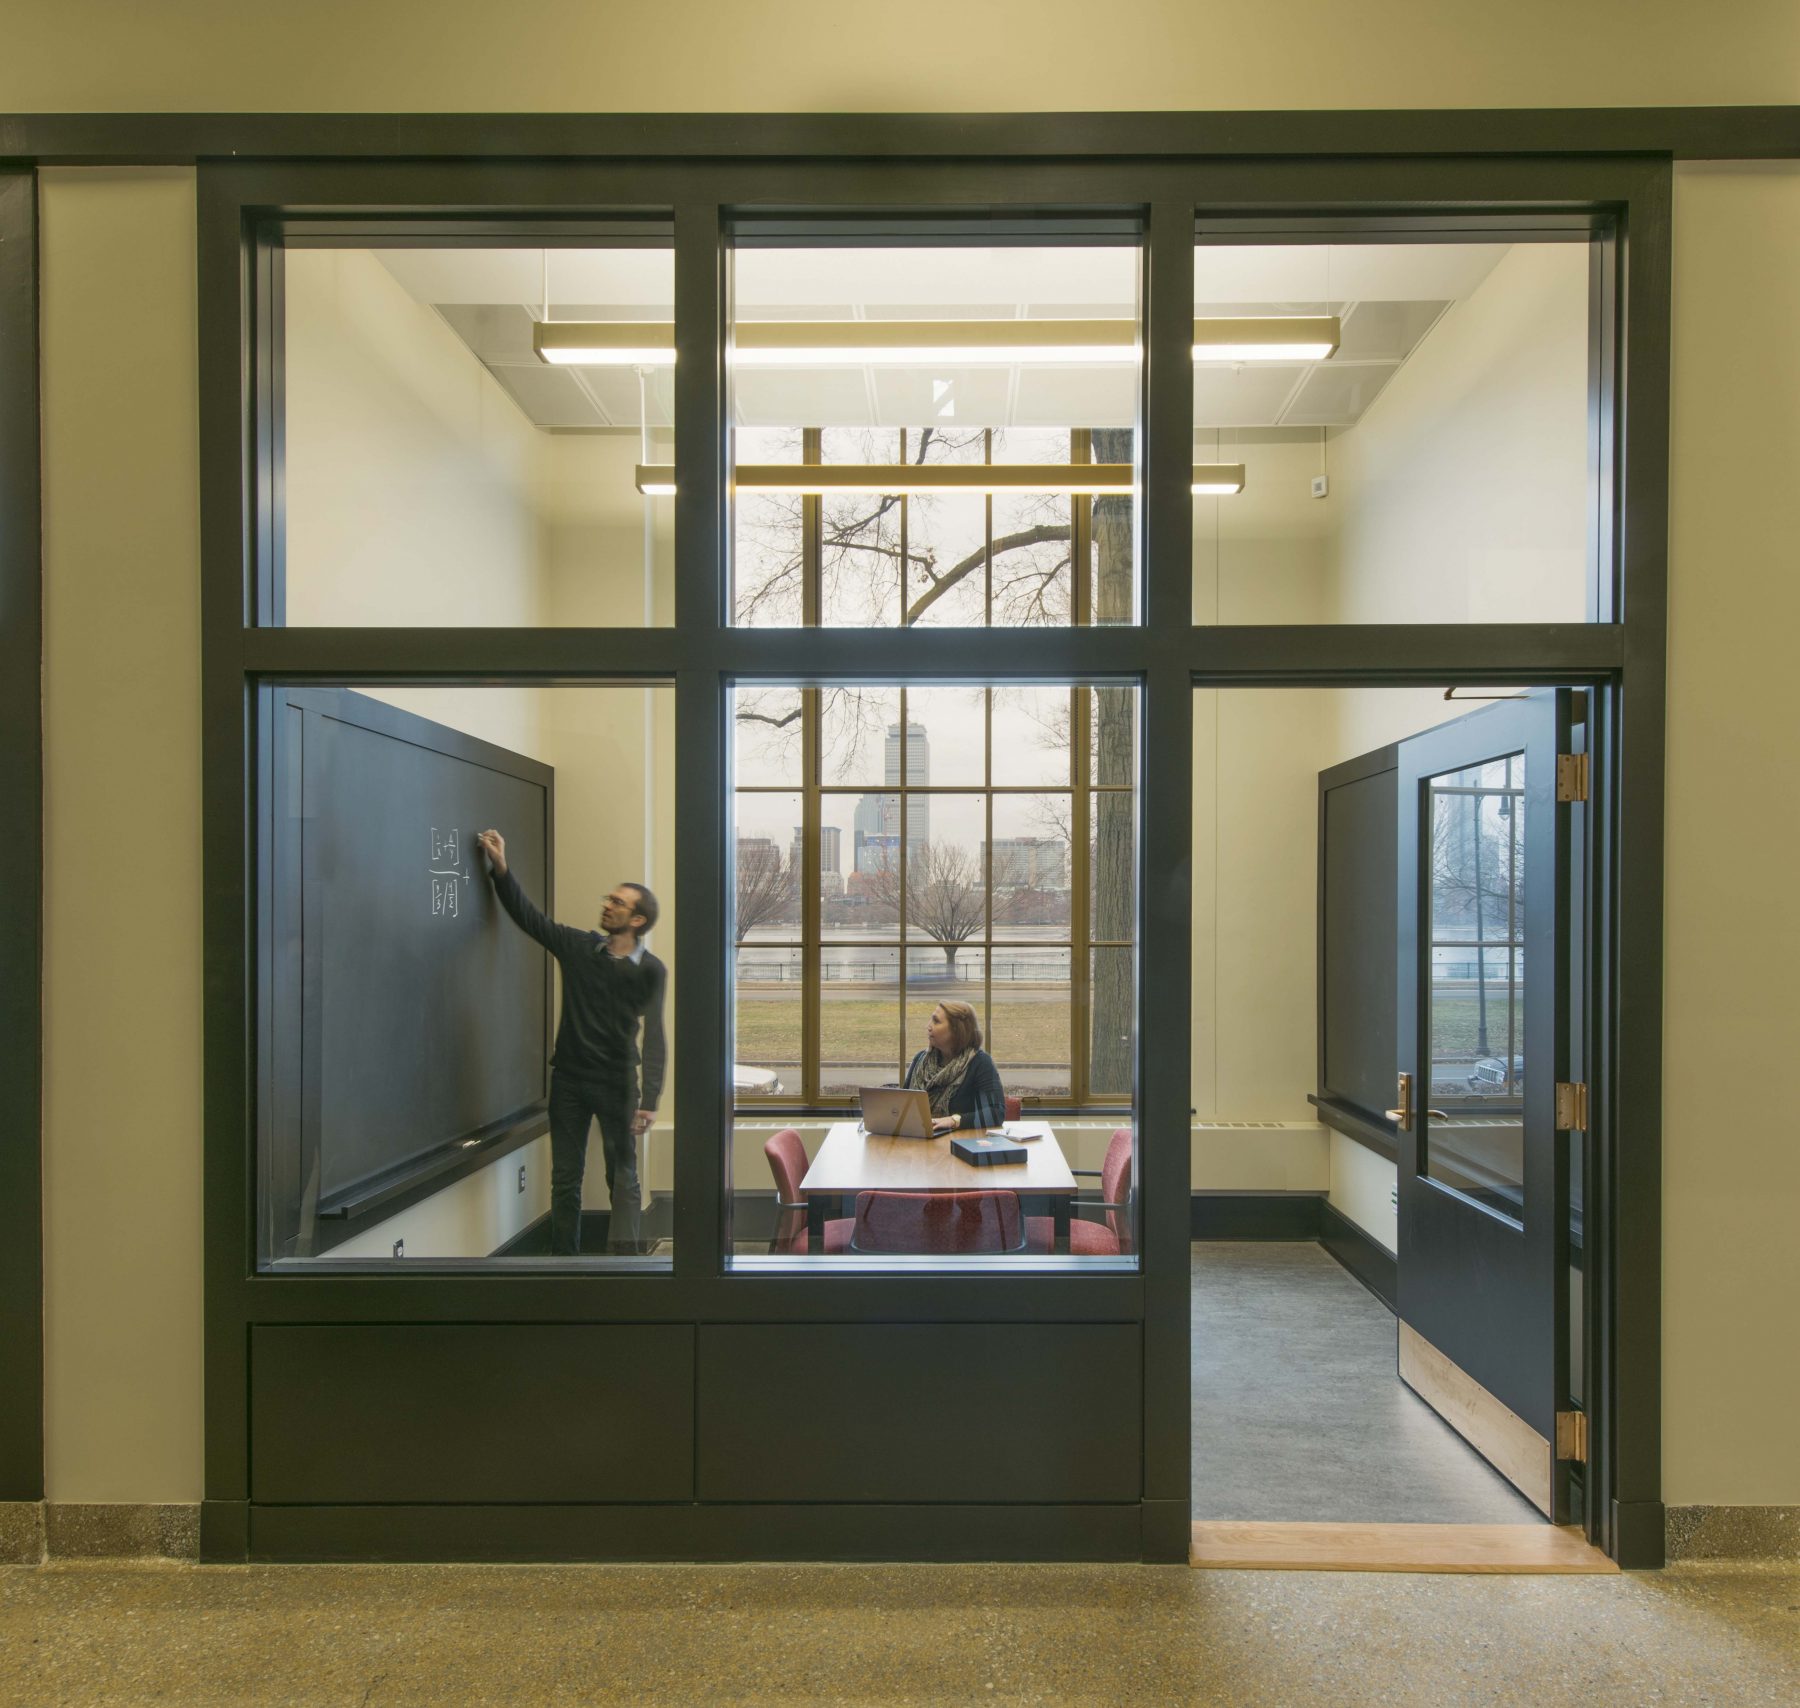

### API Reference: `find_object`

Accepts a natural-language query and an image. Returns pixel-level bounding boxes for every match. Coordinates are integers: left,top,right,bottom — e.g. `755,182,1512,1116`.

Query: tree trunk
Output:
1088,428,1136,1096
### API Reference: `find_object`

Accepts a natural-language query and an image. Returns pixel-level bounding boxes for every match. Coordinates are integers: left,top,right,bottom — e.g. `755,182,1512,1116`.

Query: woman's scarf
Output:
906,1045,977,1116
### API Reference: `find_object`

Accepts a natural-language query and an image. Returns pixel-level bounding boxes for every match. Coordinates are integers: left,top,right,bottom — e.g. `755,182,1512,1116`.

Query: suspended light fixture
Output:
537,316,1338,367
634,463,1245,497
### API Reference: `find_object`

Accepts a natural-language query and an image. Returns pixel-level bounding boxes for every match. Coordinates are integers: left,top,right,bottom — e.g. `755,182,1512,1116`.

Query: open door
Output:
1394,691,1582,1521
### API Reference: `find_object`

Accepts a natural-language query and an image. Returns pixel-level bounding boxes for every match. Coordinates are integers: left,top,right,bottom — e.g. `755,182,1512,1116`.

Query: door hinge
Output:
1556,752,1589,803
1555,1081,1590,1130
1556,1409,1589,1464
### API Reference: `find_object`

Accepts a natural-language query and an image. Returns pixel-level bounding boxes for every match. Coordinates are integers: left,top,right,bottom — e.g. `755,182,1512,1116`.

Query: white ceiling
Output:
375,242,1510,434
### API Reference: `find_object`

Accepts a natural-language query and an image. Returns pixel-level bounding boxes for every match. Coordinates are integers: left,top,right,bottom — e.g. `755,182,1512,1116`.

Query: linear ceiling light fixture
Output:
635,463,1246,497
536,316,1338,367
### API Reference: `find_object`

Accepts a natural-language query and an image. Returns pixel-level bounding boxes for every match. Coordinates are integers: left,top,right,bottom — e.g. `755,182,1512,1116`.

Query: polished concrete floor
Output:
1192,1241,1543,1524
3,1559,1798,1705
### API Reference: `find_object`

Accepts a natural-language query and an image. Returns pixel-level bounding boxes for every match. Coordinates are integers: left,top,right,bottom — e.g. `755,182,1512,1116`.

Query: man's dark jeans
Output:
546,1070,641,1255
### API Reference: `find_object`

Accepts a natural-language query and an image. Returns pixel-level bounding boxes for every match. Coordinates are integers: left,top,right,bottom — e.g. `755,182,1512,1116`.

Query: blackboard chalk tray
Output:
314,1105,550,1224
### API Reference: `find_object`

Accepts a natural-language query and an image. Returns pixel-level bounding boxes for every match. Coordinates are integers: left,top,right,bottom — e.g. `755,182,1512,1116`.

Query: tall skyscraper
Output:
791,824,843,877
851,720,929,870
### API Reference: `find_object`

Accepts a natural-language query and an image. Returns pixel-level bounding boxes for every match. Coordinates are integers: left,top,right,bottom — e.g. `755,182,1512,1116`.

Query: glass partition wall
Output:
207,158,1658,1565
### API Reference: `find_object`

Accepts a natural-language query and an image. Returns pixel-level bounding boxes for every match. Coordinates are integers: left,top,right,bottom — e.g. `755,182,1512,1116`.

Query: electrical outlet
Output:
1389,1188,1398,1210
391,1238,405,1259
1311,474,1330,499
518,1165,528,1194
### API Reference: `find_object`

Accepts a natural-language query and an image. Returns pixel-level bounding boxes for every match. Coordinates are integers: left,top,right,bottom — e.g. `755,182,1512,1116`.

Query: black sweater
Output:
492,868,667,1108
903,1048,1008,1131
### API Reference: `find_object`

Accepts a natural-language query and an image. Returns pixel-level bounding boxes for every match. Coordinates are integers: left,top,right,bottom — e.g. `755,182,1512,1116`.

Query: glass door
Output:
1394,690,1578,1520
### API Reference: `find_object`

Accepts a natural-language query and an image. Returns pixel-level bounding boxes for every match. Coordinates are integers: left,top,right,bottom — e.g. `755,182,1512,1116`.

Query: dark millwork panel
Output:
248,1501,1142,1564
250,1325,696,1503
0,169,43,1503
697,1324,1141,1503
1320,1205,1398,1312
1190,1194,1324,1241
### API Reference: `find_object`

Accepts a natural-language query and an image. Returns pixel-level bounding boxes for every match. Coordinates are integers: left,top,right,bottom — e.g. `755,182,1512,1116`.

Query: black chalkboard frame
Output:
257,686,555,1260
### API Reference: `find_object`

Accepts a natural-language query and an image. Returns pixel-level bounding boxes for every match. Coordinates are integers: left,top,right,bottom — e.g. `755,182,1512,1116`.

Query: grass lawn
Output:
1430,989,1524,1057
736,991,1074,1066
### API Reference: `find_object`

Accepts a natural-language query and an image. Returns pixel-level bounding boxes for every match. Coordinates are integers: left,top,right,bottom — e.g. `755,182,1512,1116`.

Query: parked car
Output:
1467,1055,1524,1094
732,1063,784,1097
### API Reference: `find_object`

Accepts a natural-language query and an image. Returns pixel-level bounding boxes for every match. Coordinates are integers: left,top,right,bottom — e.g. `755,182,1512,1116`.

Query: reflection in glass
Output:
1424,753,1526,1224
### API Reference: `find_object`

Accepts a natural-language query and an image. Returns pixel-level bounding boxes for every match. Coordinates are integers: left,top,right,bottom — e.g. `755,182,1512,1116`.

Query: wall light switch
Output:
1311,474,1330,499
518,1165,528,1194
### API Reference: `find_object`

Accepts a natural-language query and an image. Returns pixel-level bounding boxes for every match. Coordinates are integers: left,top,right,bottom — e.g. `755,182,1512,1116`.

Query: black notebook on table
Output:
951,1133,1028,1167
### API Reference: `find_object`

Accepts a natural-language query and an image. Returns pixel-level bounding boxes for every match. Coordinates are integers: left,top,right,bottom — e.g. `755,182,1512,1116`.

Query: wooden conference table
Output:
799,1120,1079,1253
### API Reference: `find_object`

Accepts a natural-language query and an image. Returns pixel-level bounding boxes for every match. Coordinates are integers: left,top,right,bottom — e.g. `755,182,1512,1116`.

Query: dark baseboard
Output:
494,1194,677,1257
1319,1203,1398,1311
1190,1191,1323,1240
246,1501,1144,1563
1614,1499,1668,1570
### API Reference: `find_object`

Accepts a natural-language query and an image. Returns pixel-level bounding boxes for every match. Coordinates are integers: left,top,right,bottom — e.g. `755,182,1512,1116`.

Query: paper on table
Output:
1000,1121,1049,1140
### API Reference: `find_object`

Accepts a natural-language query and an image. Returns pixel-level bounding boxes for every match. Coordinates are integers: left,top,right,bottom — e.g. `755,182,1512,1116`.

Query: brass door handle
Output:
1385,1072,1449,1129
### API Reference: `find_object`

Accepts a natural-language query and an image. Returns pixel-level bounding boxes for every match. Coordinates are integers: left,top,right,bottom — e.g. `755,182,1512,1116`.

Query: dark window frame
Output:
182,148,1669,1568
0,167,44,1510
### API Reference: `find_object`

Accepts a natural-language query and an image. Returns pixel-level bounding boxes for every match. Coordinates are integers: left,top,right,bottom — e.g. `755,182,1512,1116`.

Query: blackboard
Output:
262,688,553,1252
1317,748,1397,1126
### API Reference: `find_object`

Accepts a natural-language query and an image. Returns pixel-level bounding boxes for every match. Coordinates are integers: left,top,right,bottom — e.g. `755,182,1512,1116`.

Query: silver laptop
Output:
858,1086,934,1139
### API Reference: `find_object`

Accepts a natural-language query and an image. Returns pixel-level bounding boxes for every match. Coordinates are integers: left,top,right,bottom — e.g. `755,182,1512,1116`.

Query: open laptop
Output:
858,1086,934,1139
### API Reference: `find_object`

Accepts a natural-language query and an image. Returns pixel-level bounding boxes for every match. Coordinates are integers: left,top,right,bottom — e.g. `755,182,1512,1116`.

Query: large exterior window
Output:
732,683,1137,1107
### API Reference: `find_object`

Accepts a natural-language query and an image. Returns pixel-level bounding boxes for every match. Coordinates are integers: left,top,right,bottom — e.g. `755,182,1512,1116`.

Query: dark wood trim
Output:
1190,1193,1324,1241
3,106,1797,165
1309,1095,1400,1164
241,1500,1144,1564
1320,1204,1398,1312
1603,161,1672,1568
0,168,43,1502
1138,201,1197,1562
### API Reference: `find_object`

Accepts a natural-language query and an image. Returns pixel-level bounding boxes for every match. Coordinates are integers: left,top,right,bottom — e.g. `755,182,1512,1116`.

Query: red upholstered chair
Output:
1028,1126,1134,1255
763,1128,851,1255
850,1190,1026,1255
1004,1095,1022,1123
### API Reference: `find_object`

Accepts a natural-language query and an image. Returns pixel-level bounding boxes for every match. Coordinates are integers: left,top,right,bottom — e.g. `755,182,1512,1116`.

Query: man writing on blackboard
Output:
475,829,666,1257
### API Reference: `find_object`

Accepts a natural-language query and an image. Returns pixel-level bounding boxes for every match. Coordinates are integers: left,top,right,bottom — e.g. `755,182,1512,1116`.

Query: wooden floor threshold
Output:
1190,1521,1619,1574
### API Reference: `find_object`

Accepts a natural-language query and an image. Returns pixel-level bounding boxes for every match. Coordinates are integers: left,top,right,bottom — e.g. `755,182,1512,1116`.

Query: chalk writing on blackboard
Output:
428,826,470,920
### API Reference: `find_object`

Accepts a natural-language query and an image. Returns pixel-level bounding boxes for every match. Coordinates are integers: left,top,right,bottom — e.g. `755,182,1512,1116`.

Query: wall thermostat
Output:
1310,474,1330,499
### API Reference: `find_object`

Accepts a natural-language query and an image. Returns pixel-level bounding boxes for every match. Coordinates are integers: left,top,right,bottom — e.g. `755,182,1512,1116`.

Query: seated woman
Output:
904,999,1008,1135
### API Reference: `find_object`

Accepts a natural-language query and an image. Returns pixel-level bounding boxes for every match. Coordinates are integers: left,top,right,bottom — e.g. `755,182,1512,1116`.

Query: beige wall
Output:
39,169,204,1502
1662,163,1800,1506
28,124,1800,1507
284,248,547,631
1326,243,1591,628
2,1,1795,112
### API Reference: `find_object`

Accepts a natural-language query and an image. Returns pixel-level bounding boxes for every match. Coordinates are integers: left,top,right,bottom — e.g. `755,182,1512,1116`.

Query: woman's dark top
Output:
903,1047,1008,1131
